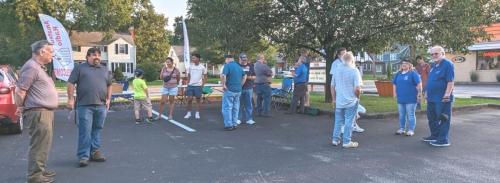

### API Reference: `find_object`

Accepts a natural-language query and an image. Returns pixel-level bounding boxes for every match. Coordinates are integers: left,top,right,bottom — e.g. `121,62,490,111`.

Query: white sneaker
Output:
405,131,414,136
340,126,345,134
353,126,365,133
342,141,359,148
396,129,405,135
236,120,242,125
331,140,340,146
246,120,255,125
184,112,191,119
195,112,200,119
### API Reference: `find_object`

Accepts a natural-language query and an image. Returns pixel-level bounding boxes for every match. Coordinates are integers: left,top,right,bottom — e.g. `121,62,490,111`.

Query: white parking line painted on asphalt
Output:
151,110,196,132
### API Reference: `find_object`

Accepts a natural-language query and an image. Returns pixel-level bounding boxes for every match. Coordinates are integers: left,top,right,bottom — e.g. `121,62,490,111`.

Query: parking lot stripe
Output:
151,110,196,132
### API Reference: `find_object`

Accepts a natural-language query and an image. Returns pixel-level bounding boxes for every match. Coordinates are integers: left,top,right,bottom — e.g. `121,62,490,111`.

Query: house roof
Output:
70,31,135,46
468,23,500,51
484,23,500,41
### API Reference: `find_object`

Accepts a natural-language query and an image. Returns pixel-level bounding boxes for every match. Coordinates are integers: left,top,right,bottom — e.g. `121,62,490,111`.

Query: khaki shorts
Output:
134,98,152,111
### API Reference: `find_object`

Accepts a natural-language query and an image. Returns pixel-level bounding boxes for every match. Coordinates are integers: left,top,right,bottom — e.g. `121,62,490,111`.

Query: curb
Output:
359,104,500,119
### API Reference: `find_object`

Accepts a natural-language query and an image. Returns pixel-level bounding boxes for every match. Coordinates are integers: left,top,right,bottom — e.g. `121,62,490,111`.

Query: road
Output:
1,104,499,183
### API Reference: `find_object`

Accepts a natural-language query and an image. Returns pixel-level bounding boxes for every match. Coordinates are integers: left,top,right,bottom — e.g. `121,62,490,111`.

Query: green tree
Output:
131,1,171,64
188,0,499,102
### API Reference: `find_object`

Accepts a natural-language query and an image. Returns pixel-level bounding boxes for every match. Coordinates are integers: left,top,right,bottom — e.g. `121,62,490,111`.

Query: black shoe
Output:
439,113,449,121
224,126,236,131
78,159,89,167
42,169,56,177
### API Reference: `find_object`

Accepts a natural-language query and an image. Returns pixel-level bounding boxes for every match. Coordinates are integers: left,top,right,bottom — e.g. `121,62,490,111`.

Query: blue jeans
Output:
332,102,359,144
255,83,271,116
397,103,417,131
221,90,241,128
426,101,452,143
76,105,107,160
239,88,253,122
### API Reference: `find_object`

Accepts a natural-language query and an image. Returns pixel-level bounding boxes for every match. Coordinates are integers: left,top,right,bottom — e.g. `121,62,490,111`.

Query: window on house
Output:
72,46,81,52
476,50,500,70
119,63,126,72
97,46,107,53
390,54,397,61
115,44,128,54
376,65,383,73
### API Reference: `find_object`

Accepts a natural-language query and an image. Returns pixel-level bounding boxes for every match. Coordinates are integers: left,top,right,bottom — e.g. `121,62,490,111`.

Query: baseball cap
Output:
224,53,233,58
134,69,144,76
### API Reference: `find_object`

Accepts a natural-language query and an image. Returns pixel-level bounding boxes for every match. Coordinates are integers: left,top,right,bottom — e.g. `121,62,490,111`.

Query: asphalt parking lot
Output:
1,104,499,183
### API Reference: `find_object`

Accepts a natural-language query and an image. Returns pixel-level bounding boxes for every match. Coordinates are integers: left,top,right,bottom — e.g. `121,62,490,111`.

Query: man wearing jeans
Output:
423,45,455,147
331,52,362,148
237,52,256,125
67,48,112,167
254,54,273,117
221,54,246,131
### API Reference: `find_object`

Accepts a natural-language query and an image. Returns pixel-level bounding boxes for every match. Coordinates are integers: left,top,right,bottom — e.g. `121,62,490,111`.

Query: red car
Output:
0,65,22,134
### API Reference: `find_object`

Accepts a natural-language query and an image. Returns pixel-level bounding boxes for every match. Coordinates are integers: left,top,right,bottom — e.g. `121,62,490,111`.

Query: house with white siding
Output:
70,31,136,78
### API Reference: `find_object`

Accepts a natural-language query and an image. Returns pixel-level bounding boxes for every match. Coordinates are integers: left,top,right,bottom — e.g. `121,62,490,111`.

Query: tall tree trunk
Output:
324,49,335,103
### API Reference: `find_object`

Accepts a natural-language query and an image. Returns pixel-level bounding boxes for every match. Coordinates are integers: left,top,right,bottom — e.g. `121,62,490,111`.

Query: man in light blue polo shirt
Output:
422,45,455,147
221,54,247,131
331,51,362,148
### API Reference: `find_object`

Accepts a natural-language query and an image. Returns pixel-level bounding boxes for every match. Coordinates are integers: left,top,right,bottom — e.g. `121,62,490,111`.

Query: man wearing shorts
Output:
184,53,207,119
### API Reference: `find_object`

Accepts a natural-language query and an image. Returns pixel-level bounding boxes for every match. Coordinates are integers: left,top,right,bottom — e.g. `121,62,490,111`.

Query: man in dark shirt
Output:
237,52,256,125
67,48,112,167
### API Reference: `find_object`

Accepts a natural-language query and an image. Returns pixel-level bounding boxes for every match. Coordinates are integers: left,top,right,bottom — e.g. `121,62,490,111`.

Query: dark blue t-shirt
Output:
426,59,454,102
294,64,308,84
222,61,245,92
239,63,255,90
392,70,421,104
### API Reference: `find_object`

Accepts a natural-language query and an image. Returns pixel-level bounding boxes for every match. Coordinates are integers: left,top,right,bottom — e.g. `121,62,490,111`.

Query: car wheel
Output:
9,117,22,134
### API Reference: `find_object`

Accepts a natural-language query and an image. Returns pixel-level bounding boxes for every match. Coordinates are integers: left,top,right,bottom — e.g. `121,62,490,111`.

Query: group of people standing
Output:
330,45,455,148
14,39,455,182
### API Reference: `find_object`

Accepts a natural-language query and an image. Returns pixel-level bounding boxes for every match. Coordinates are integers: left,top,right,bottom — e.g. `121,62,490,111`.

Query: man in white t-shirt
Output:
184,53,207,119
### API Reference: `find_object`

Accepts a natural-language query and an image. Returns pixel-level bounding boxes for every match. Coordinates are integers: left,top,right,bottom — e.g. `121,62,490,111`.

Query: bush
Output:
113,67,125,81
496,73,500,82
470,71,479,82
386,63,393,81
137,62,162,82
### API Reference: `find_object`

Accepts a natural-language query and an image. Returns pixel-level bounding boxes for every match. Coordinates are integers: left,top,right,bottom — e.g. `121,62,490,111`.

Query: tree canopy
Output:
187,0,500,101
0,0,170,67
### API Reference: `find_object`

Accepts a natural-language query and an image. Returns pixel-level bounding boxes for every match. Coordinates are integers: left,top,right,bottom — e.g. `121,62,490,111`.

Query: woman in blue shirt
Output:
392,60,422,136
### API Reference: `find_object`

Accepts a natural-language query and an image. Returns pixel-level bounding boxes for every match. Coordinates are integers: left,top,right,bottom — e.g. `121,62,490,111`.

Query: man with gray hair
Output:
15,40,58,183
331,51,362,148
422,45,455,147
254,54,273,117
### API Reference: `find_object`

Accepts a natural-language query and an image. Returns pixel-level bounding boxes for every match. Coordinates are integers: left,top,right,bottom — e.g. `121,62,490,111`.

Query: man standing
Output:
16,40,58,183
330,48,364,133
287,58,308,114
422,46,455,147
415,55,430,110
67,48,112,167
221,54,246,130
237,52,256,125
331,52,362,148
184,53,207,119
254,54,273,117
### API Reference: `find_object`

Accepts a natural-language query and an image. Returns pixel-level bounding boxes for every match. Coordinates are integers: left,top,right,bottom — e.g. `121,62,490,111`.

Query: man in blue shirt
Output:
221,54,247,131
423,45,455,147
287,58,308,114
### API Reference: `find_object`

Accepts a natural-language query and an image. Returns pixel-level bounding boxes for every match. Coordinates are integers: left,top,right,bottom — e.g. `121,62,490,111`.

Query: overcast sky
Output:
151,0,188,30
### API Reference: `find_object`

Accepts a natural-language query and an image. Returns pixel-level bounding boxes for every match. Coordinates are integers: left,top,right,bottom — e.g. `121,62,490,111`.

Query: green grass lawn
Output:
362,74,385,81
309,93,500,113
